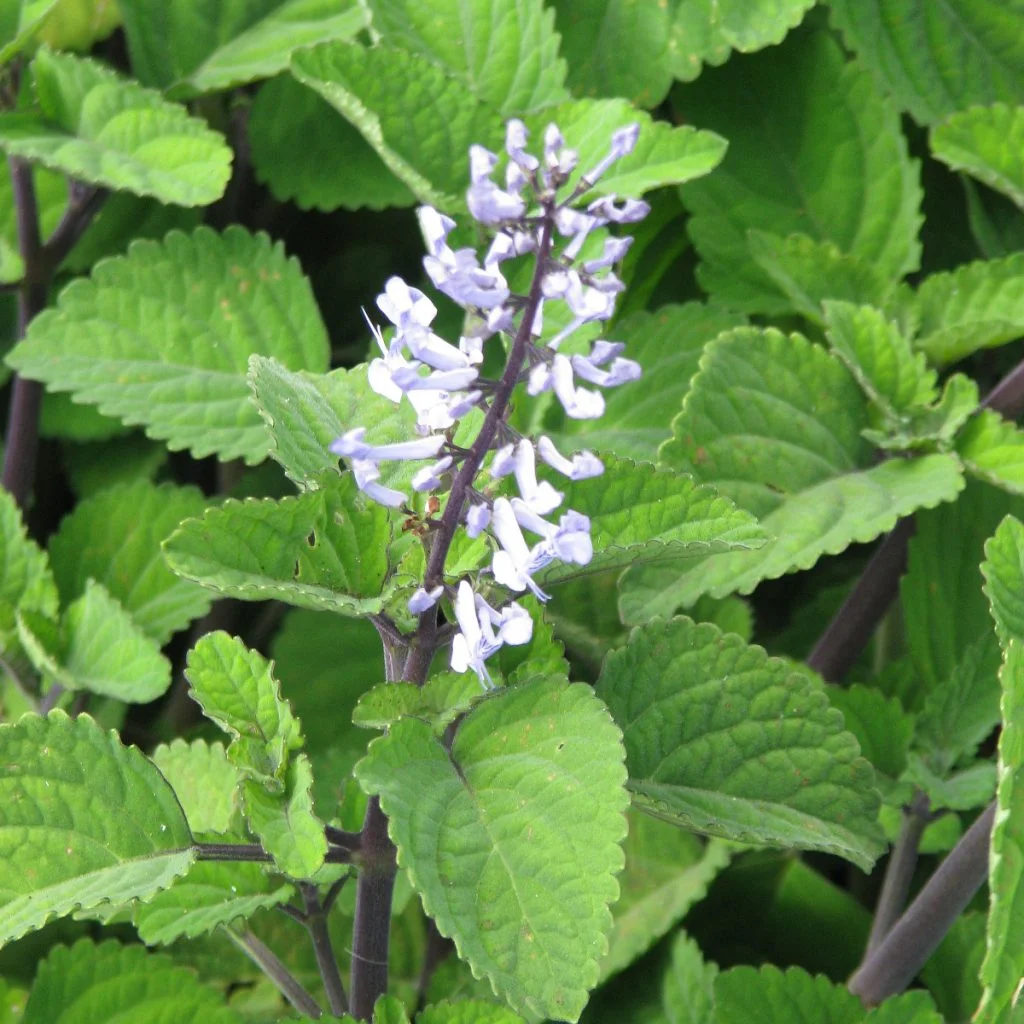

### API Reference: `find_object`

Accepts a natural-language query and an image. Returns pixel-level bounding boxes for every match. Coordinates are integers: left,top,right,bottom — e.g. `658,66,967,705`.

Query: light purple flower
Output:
537,435,604,480
450,580,532,687
466,502,491,538
409,585,443,613
330,428,445,462
510,439,562,515
411,456,453,493
512,500,594,566
491,497,552,600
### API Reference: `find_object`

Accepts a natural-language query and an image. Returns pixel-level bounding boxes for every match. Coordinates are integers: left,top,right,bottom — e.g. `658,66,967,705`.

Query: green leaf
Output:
902,756,996,812
23,938,242,1023
0,48,231,205
48,480,209,645
164,475,393,617
828,0,1024,125
932,103,1024,210
827,684,912,781
417,1000,525,1024
537,456,767,588
0,1,58,63
556,302,745,463
677,30,922,314
552,0,673,108
662,931,716,1024
353,672,486,733
63,433,167,499
714,964,942,1023
669,0,815,82
0,711,194,947
243,754,327,879
904,482,1021,690
184,631,302,789
118,0,367,94
8,226,329,463
18,580,171,703
865,373,979,452
134,861,294,945
0,489,58,650
249,73,414,212
150,739,242,834
366,0,568,113
355,678,629,1022
747,232,893,325
600,811,730,983
957,409,1024,496
984,515,1024,646
36,0,121,52
596,617,885,870
823,301,937,418
907,253,1024,366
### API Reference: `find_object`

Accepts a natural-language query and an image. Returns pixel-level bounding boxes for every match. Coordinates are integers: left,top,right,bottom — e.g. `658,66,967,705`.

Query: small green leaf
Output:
902,755,996,812
597,617,886,869
984,515,1024,646
118,0,367,94
164,475,393,617
829,0,1024,125
249,73,414,212
823,301,937,418
0,711,194,947
0,489,58,650
538,456,767,588
8,226,329,463
556,302,745,463
48,480,209,645
827,684,912,781
907,253,1024,366
36,0,121,52
184,631,302,788
18,580,171,703
134,860,294,945
0,48,231,205
23,939,242,1023
932,103,1024,210
150,739,242,834
0,1,59,63
865,373,979,452
417,1000,525,1024
356,678,629,1022
662,930,717,1024
678,30,922,313
366,0,568,113
243,755,327,879
600,811,730,983
353,672,486,733
957,409,1024,496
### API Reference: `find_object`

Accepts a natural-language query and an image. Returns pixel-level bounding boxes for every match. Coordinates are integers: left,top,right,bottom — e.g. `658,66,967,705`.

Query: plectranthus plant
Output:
4,5,1024,1024
329,120,646,691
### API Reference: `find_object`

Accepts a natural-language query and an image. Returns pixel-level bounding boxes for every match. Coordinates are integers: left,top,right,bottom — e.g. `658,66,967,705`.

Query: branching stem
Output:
302,883,348,1017
227,927,324,1019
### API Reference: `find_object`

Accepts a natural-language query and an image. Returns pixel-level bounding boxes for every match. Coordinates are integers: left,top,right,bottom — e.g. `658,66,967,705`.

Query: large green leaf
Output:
670,0,815,82
828,0,1024,125
8,226,329,463
599,812,730,983
366,0,568,113
164,475,393,616
18,580,171,703
537,456,767,588
905,253,1024,366
23,939,241,1023
47,480,209,645
0,1,59,62
676,30,922,314
596,617,885,869
355,678,629,1022
556,302,745,463
150,738,242,834
932,104,1024,210
0,489,58,651
957,409,1024,496
714,964,942,1023
0,711,194,947
0,48,231,205
118,0,367,94
249,73,414,212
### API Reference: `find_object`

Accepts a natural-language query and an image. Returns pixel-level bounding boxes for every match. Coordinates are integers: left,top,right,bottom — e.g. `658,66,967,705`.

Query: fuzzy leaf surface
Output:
150,739,242,834
164,476,392,616
597,617,885,869
0,711,193,946
355,679,629,1022
352,672,486,733
8,226,329,463
48,480,209,644
0,48,231,205
663,930,717,1024
677,30,921,313
983,514,1024,647
0,490,58,650
829,0,1024,125
23,938,241,1023
957,409,1024,497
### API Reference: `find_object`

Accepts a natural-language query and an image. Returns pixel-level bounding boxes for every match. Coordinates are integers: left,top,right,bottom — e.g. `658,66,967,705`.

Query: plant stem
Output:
849,800,995,1005
227,927,324,1019
301,883,348,1017
195,842,352,864
864,789,931,954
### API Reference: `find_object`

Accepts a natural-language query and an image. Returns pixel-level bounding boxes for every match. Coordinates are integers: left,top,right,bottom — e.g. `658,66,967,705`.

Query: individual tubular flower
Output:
510,439,562,515
490,497,553,600
537,435,603,480
330,428,446,506
408,585,443,613
467,145,526,224
511,501,594,567
450,580,532,687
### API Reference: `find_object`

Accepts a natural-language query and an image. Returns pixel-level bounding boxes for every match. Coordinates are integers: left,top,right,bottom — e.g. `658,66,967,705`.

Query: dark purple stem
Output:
195,842,352,864
228,928,324,1019
849,801,994,1005
301,882,348,1016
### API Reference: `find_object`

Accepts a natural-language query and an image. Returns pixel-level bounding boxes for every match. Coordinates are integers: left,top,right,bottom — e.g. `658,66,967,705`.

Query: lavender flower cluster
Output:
330,120,648,687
